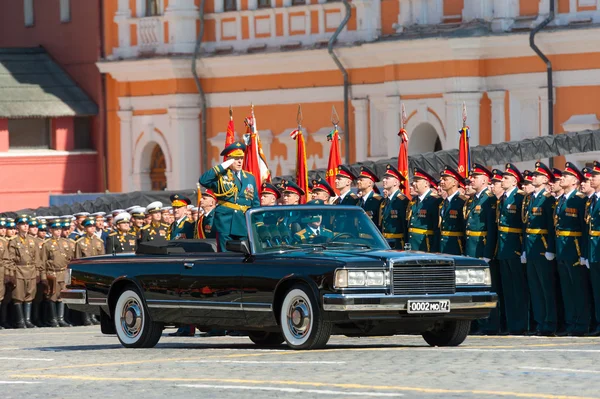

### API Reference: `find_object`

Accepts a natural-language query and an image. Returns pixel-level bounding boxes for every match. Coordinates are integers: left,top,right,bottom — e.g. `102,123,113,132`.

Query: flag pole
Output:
398,103,411,199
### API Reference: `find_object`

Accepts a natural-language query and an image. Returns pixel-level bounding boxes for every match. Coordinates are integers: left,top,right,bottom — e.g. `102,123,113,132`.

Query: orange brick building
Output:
98,0,600,193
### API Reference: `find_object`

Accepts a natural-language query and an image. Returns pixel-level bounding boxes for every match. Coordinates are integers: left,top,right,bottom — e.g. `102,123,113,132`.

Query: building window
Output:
257,0,271,8
24,0,34,27
60,0,70,22
74,117,93,150
146,0,160,16
8,118,50,149
224,0,237,11
150,144,167,190
291,0,305,5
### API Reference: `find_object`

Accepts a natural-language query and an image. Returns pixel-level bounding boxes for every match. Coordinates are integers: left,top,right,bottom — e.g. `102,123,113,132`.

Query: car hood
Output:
272,249,487,267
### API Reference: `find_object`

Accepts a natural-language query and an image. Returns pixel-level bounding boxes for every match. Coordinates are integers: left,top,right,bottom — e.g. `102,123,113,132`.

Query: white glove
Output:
520,252,527,264
483,257,491,264
220,159,235,170
579,257,588,268
544,252,555,261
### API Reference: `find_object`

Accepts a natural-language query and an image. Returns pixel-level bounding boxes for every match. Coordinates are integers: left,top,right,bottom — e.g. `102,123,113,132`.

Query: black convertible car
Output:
62,205,497,350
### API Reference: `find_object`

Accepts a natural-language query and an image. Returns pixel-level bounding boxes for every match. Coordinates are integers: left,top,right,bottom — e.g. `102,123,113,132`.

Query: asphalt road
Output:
0,326,598,399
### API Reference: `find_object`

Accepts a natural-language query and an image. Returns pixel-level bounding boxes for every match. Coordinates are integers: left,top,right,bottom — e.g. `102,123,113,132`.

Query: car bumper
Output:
61,289,107,306
322,292,497,311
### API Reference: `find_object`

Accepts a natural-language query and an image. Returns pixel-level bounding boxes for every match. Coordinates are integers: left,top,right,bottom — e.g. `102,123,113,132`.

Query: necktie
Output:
315,228,320,236
558,195,566,212
442,199,449,216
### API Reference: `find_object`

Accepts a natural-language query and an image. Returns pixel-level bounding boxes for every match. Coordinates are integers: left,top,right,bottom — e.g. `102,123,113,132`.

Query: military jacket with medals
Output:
167,216,195,240
333,191,360,205
41,237,71,282
407,190,442,252
361,190,383,228
496,188,525,260
75,234,105,258
2,235,42,280
292,226,334,243
106,231,138,254
464,188,498,259
438,191,467,255
199,165,260,237
197,210,216,239
139,221,169,243
332,191,360,233
523,188,556,260
380,189,408,249
554,190,588,263
587,193,600,263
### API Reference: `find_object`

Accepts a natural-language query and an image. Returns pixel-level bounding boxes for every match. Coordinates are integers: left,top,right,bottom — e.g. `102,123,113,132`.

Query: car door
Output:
179,252,245,323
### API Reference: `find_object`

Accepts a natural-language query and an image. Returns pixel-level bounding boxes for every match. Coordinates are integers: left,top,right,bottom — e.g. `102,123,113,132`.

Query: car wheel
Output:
114,287,162,348
248,331,285,347
422,320,471,347
279,285,332,350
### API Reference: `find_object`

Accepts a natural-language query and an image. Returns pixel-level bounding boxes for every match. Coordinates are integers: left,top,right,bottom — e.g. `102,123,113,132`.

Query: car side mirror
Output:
225,239,251,255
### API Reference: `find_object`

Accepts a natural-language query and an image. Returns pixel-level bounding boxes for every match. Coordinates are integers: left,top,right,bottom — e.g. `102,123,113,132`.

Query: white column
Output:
352,99,369,163
443,92,483,148
538,87,556,137
488,90,506,145
396,0,413,32
384,96,401,158
114,0,132,57
214,0,224,13
248,0,257,9
491,0,518,32
164,0,198,54
276,129,295,176
463,0,494,21
117,110,133,192
168,107,202,190
354,0,380,41
283,9,290,37
425,0,443,24
318,6,325,35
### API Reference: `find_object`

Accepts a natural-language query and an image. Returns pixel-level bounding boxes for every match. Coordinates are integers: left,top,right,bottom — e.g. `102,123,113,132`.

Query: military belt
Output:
525,228,549,235
383,233,404,239
440,231,464,237
466,230,487,237
408,228,435,235
556,230,582,237
218,201,250,213
498,226,522,234
589,230,600,237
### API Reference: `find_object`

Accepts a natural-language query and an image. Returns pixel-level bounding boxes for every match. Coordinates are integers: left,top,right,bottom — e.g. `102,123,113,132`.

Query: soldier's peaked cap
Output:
28,218,39,227
413,167,436,187
336,165,356,180
592,160,600,175
384,164,406,181
552,168,563,180
203,189,218,201
522,170,533,184
533,161,554,182
73,212,90,218
311,178,335,197
582,167,593,180
130,207,146,218
440,165,464,183
357,165,379,183
170,194,191,208
470,163,493,179
114,212,132,225
220,141,246,158
146,201,163,214
81,217,95,227
16,214,30,224
49,220,63,229
282,179,305,196
261,182,281,199
491,169,504,183
563,162,584,182
503,163,523,184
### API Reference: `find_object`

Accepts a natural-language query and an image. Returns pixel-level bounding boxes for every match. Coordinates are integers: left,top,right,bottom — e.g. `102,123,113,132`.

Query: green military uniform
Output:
524,162,558,335
555,163,590,335
199,141,260,251
106,231,138,254
293,226,334,243
496,164,528,334
379,165,408,249
166,194,195,240
407,168,442,252
355,166,383,228
438,166,467,255
197,210,216,239
139,221,169,243
587,161,600,335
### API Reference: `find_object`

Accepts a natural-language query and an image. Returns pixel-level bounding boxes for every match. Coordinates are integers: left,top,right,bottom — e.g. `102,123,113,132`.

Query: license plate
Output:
407,300,450,314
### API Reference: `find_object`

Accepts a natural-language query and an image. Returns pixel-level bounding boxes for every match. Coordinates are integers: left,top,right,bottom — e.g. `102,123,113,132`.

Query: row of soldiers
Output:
203,142,600,336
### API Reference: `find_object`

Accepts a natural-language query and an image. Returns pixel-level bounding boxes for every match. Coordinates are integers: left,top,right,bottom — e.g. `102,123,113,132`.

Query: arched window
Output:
150,144,167,190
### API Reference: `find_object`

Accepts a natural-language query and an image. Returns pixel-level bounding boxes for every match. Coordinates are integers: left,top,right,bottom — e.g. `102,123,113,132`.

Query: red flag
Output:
242,107,271,194
397,128,411,199
291,129,309,204
223,109,235,162
457,103,470,179
326,128,342,196
194,183,203,239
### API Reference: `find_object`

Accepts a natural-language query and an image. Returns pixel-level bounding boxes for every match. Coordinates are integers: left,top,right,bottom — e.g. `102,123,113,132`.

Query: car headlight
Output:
455,268,491,286
65,268,72,285
335,270,388,288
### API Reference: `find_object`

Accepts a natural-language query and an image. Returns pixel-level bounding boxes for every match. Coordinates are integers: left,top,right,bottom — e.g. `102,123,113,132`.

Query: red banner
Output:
223,118,235,162
291,129,309,204
458,127,470,179
397,128,411,199
194,184,203,239
326,128,342,196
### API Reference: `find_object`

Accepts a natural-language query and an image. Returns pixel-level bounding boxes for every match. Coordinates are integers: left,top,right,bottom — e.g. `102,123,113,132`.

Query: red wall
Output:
0,0,106,208
0,153,98,211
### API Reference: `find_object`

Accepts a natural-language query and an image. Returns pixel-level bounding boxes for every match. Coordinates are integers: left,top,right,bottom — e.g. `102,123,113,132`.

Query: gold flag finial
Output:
331,105,340,126
401,103,407,129
462,101,467,128
296,104,303,127
229,105,233,119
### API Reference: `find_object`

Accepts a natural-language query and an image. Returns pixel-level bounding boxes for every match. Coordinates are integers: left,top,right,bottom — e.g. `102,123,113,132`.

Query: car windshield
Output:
248,205,390,254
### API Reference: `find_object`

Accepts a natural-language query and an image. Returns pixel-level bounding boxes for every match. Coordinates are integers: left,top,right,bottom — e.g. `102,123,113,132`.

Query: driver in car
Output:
292,200,334,244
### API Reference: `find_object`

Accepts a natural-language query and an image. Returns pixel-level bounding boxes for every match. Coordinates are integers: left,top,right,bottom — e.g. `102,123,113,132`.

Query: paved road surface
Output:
0,327,598,399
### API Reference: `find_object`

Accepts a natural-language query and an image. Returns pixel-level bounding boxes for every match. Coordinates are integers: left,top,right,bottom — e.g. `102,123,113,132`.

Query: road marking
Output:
0,348,20,350
447,349,600,353
177,360,346,365
177,383,403,396
0,381,41,384
0,331,98,336
521,366,600,374
9,375,599,399
0,357,54,362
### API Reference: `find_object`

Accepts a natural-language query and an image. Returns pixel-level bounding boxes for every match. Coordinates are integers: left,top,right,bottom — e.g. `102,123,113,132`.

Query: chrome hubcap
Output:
287,297,310,340
121,298,142,338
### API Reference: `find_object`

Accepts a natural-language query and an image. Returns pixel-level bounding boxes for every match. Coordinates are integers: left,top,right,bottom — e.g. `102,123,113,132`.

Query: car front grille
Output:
391,259,456,295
